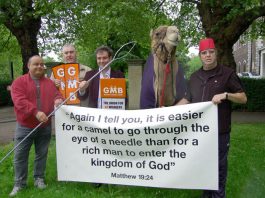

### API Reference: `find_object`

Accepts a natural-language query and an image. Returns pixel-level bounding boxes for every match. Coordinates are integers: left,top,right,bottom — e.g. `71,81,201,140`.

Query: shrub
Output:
0,80,12,106
232,78,265,112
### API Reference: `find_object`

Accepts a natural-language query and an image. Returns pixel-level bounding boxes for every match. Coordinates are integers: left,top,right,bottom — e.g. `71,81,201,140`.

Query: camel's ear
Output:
150,29,153,38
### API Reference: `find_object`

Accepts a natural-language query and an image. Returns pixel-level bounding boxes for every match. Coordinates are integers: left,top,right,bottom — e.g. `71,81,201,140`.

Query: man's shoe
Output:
9,186,23,197
34,178,46,189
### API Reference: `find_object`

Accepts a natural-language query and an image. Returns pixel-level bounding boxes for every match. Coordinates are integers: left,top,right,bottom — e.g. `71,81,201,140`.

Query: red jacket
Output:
11,73,63,128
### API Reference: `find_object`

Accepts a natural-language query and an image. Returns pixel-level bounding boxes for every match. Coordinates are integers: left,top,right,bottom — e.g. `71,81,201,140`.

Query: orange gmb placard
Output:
100,78,126,98
52,64,65,97
52,63,80,104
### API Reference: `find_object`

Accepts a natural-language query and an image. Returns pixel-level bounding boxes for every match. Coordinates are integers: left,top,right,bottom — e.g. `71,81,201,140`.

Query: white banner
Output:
55,102,218,190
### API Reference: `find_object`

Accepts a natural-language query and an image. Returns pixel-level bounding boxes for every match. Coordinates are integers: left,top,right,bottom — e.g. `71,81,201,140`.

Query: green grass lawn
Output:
0,123,264,198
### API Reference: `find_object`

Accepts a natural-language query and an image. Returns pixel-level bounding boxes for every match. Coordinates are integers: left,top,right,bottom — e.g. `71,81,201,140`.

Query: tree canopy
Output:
172,0,265,69
0,24,22,79
0,0,78,73
1,0,265,73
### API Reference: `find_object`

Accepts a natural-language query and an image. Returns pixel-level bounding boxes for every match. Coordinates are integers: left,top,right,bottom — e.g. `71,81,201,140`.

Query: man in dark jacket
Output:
178,38,247,198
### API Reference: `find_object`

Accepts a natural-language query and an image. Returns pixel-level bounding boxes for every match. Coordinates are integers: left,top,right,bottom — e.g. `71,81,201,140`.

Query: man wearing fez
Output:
178,38,247,198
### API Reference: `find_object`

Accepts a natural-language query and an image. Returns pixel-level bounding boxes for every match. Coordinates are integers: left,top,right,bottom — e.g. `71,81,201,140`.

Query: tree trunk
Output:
213,38,236,70
197,0,265,71
3,15,41,74
16,28,40,74
197,2,237,70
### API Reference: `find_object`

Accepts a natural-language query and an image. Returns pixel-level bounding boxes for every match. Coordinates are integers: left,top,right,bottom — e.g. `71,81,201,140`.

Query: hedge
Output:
232,78,265,112
0,80,12,106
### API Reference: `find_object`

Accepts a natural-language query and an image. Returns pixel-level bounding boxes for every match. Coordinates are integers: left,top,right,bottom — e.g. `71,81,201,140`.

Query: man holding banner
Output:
178,38,247,198
78,46,125,108
50,44,91,106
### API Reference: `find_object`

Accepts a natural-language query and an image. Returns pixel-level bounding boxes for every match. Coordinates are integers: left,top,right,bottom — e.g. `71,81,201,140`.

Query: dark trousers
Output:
202,133,230,198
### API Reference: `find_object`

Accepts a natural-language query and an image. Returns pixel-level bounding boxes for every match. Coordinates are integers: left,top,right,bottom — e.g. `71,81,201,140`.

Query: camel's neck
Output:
154,47,176,64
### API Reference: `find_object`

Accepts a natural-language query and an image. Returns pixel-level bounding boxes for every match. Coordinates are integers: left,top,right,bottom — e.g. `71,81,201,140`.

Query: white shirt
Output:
98,67,111,108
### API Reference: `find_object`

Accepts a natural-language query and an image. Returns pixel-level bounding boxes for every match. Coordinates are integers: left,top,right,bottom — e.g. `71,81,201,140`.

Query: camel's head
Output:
150,25,181,107
150,25,180,60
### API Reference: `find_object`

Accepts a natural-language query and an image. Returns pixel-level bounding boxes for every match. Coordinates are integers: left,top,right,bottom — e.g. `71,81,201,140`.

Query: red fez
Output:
199,38,215,52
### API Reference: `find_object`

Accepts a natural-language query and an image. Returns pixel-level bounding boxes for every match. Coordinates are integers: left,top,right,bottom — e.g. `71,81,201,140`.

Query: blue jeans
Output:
202,133,230,198
13,123,51,187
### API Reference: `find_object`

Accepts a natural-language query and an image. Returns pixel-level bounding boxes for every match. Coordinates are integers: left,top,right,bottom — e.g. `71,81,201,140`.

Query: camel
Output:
140,25,186,108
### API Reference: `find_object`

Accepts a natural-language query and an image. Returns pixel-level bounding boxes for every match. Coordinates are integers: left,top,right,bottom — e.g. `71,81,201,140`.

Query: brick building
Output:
233,38,265,77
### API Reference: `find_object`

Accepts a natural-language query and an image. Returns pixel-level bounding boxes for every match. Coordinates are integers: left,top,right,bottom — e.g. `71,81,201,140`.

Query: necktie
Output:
103,73,110,79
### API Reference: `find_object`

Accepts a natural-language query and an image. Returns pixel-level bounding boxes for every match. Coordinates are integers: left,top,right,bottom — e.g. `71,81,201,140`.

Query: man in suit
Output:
78,46,124,108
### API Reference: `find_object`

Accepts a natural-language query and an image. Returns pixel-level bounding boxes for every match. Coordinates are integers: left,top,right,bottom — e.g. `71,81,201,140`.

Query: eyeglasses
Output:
200,49,215,56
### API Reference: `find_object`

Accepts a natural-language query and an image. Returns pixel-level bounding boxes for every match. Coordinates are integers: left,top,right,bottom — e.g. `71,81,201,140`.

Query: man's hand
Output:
54,99,63,107
36,111,48,122
79,81,89,92
212,93,226,104
6,85,11,91
54,79,61,87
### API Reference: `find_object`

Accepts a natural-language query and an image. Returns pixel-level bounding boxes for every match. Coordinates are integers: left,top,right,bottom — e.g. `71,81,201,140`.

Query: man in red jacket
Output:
9,55,63,197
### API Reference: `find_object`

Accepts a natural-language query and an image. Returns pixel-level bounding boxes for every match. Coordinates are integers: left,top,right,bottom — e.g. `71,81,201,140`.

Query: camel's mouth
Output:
166,33,179,46
167,39,178,46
